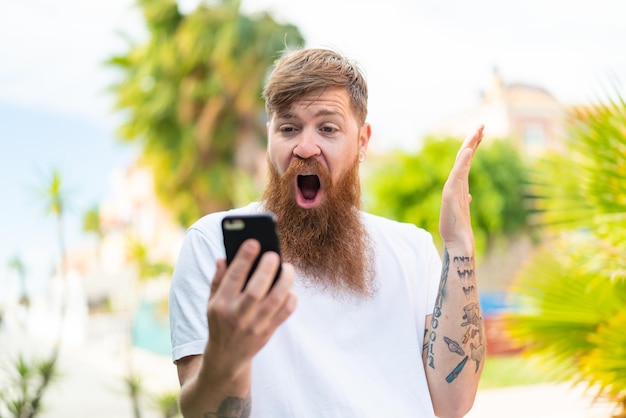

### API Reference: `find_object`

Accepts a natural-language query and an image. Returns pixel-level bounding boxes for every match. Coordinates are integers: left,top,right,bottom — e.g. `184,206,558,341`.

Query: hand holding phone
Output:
221,213,282,290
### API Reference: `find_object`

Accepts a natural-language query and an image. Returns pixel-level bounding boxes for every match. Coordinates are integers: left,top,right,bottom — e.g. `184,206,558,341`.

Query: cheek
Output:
267,144,290,175
329,147,358,183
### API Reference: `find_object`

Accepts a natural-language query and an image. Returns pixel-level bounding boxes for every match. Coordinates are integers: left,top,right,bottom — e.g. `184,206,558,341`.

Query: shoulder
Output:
361,211,440,264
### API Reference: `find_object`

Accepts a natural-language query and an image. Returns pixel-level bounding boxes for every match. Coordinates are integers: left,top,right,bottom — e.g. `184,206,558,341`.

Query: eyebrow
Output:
275,110,295,119
314,108,344,118
275,107,344,120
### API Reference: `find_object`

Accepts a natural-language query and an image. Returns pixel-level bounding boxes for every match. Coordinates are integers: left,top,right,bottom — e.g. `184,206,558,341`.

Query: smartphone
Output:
221,213,282,290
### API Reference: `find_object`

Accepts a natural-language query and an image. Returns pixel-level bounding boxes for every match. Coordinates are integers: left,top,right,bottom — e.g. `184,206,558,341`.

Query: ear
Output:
358,122,372,158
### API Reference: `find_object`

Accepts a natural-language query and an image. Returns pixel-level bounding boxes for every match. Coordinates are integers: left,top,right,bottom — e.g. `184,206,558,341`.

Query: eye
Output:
279,125,298,134
320,125,337,134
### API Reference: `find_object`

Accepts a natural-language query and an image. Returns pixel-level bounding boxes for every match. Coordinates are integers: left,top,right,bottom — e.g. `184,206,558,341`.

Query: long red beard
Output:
262,156,375,297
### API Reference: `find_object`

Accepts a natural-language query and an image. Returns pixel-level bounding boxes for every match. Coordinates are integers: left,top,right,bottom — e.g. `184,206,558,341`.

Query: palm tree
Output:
108,0,304,226
38,169,71,359
0,355,58,418
506,89,626,416
0,170,70,418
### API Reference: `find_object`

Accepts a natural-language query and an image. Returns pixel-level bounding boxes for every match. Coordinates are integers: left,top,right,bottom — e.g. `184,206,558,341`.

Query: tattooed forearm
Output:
443,301,485,382
428,248,485,381
203,395,252,418
427,247,450,369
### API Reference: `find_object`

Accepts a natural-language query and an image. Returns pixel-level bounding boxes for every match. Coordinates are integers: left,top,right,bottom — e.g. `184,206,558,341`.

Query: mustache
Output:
284,158,331,183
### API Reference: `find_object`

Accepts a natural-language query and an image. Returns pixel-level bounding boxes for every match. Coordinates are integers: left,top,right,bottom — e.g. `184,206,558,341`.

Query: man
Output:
169,48,485,418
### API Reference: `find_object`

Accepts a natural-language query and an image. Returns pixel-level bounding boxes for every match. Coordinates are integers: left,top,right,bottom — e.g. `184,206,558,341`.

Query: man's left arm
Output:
423,125,486,418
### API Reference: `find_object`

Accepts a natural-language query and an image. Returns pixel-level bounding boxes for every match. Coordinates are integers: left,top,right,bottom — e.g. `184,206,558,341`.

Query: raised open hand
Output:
439,125,484,251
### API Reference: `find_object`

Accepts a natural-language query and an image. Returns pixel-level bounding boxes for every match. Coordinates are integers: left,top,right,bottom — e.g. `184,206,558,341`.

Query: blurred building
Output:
433,68,567,158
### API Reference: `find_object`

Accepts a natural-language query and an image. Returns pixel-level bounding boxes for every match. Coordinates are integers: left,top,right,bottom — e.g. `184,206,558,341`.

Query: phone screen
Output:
221,213,282,289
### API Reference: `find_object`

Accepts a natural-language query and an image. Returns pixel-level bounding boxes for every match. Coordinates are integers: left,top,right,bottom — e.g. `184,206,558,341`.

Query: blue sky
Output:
1,0,625,291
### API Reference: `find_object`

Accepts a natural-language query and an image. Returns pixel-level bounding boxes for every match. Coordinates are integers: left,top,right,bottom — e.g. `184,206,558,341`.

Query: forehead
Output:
273,88,354,120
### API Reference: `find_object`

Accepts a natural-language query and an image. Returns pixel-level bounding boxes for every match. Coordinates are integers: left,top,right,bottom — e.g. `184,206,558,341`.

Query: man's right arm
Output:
175,241,297,418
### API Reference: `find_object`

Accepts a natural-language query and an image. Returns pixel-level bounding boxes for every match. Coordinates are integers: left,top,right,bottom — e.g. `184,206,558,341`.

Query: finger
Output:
209,259,227,300
457,124,484,161
448,147,475,184
466,124,484,148
244,290,297,350
254,262,296,323
238,251,281,314
219,239,260,297
267,291,298,330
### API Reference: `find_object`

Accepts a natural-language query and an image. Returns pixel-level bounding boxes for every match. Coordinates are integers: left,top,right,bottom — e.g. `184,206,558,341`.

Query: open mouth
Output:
296,174,322,206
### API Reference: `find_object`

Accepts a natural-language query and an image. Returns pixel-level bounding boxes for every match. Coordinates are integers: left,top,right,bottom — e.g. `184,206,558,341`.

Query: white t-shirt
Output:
169,202,442,417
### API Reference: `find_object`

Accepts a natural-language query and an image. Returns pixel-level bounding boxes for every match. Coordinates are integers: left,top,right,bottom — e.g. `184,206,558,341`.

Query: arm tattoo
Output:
461,302,485,373
428,249,486,382
462,285,476,300
427,247,450,369
443,336,465,356
204,395,252,418
456,252,484,375
446,301,484,381
446,356,469,383
453,256,474,283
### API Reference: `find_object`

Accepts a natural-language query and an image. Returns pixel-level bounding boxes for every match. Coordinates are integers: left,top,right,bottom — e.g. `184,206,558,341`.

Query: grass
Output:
479,354,555,389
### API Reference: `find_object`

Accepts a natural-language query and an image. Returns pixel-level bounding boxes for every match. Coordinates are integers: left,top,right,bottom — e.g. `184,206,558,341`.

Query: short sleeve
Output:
168,226,223,363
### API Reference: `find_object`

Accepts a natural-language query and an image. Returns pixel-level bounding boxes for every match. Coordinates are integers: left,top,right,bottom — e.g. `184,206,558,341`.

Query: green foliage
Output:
121,372,182,418
123,369,144,418
0,171,71,418
38,170,65,218
126,238,173,281
82,205,103,239
471,139,530,238
507,240,626,382
364,137,531,258
36,169,70,278
526,151,592,228
108,0,304,226
37,170,70,359
0,355,59,418
529,93,626,238
478,355,552,389
507,89,626,409
151,390,180,418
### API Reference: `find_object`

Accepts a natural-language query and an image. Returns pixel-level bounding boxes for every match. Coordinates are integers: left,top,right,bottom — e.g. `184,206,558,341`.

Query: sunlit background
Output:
1,0,625,417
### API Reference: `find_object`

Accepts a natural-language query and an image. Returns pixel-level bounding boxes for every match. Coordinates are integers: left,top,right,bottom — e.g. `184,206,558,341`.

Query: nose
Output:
293,128,321,159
